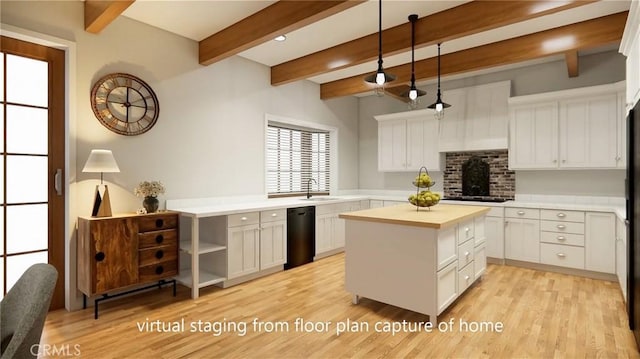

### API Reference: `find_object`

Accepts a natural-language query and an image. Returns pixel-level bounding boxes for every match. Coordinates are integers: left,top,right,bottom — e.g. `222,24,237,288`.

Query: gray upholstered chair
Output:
0,263,58,359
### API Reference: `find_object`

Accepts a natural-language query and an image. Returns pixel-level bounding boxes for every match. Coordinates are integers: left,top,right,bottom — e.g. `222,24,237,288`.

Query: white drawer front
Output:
315,204,336,215
505,207,540,220
487,206,504,218
458,219,475,244
458,238,475,268
458,261,475,294
437,226,457,270
540,243,585,270
437,261,458,314
474,216,486,246
540,231,585,247
540,209,584,223
228,212,259,227
540,220,584,235
260,209,287,223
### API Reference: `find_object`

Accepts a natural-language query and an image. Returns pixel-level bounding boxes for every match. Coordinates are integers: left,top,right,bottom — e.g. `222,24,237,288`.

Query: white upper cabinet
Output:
439,81,511,152
620,0,640,111
376,109,443,172
617,90,627,169
509,102,558,169
508,82,625,170
559,95,618,168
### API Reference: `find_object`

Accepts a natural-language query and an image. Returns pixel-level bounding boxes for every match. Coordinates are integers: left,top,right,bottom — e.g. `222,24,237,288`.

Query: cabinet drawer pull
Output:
271,213,278,217
241,217,248,221
155,250,164,259
155,219,164,228
155,235,164,244
465,227,470,233
557,213,566,218
557,253,566,258
464,251,470,257
557,236,566,241
517,211,525,215
155,266,164,275
95,252,105,262
557,224,566,230
464,275,470,281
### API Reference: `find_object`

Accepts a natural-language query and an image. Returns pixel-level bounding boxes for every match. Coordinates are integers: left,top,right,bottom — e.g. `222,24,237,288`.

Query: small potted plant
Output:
134,180,165,213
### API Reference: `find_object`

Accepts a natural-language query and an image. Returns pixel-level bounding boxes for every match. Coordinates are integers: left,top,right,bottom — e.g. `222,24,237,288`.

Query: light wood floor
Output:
42,253,640,358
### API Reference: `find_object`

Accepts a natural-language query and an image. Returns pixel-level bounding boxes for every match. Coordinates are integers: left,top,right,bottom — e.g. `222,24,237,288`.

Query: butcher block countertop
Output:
338,203,491,229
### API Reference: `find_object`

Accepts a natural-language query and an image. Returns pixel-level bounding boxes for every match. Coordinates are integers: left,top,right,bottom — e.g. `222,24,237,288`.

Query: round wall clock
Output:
90,73,159,136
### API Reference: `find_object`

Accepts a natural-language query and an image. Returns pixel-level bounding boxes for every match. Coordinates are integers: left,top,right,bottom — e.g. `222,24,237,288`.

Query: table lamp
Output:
82,149,120,217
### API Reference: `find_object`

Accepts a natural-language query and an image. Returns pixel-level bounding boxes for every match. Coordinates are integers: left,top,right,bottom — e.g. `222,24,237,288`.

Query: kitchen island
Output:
339,203,490,324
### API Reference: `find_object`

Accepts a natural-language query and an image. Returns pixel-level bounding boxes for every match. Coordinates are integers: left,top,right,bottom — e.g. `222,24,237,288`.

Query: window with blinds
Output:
266,124,330,196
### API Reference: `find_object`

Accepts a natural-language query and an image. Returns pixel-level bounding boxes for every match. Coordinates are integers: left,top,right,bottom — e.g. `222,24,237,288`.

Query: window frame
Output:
264,114,337,198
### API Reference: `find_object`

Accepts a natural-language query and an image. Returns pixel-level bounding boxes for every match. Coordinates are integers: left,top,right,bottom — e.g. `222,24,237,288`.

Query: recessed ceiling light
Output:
274,35,287,42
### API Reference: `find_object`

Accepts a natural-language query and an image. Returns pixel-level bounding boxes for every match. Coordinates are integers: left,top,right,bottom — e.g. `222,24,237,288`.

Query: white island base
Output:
341,204,489,325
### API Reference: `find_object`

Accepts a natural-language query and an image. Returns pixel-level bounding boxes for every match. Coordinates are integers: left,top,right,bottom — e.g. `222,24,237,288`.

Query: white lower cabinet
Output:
227,223,260,280
505,217,540,263
474,245,486,279
437,260,458,314
585,212,616,274
315,213,334,255
616,216,628,302
540,243,585,270
316,201,362,258
259,220,286,270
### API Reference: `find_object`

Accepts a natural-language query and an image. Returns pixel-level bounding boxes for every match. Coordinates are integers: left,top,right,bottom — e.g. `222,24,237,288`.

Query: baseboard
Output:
221,265,283,288
503,259,617,281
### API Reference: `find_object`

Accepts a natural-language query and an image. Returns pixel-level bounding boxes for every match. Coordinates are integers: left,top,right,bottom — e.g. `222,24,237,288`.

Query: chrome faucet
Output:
306,178,318,199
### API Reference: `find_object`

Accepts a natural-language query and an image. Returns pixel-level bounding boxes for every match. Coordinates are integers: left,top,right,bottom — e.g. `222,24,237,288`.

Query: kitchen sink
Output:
299,197,337,201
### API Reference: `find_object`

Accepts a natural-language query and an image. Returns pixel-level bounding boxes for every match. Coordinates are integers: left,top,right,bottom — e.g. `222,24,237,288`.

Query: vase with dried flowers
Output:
134,180,165,213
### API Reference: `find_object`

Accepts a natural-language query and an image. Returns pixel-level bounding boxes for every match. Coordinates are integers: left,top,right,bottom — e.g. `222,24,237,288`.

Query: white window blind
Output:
267,124,330,195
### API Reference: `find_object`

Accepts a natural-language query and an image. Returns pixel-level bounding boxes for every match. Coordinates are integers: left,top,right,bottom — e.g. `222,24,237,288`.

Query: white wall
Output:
358,50,627,197
1,0,359,309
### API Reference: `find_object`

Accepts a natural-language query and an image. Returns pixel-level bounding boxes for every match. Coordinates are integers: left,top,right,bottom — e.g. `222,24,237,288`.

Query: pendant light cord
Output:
437,43,442,96
411,16,416,84
377,0,383,67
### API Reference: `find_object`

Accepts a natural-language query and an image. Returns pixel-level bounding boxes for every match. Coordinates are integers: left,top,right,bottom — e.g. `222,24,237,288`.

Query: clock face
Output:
90,73,159,136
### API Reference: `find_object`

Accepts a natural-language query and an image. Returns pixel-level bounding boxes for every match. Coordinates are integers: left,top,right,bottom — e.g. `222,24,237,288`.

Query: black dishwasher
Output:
285,206,315,270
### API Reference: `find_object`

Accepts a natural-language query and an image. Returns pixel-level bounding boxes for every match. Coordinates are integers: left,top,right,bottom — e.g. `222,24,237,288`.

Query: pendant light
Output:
364,0,395,96
428,43,450,120
401,14,426,110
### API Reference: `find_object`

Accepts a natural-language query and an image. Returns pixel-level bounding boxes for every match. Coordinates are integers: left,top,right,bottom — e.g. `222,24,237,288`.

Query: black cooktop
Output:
443,197,509,203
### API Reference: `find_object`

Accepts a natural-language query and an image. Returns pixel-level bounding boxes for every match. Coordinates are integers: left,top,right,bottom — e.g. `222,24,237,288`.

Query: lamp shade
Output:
82,149,120,173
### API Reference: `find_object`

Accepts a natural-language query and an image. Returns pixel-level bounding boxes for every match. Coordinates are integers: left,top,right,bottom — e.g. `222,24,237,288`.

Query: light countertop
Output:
338,203,490,229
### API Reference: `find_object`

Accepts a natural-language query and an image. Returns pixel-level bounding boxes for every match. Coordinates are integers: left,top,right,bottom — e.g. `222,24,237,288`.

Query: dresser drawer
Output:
139,245,178,267
228,212,259,227
540,231,585,247
505,207,540,220
458,261,475,293
139,229,178,249
541,209,584,223
260,209,286,223
139,260,178,282
457,219,474,244
458,237,475,268
540,220,584,235
540,243,585,270
138,213,178,232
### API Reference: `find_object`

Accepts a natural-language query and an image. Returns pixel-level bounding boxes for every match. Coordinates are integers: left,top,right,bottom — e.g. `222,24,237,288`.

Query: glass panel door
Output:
0,36,65,309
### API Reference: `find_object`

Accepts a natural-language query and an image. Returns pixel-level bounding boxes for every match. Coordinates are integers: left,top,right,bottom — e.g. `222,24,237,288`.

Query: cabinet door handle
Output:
557,224,566,230
271,213,278,217
155,219,164,228
465,227,470,233
553,159,558,163
155,265,164,275
54,168,63,196
562,159,566,163
464,275,470,281
517,211,525,215
464,251,470,257
557,236,566,241
155,235,164,244
557,253,566,258
95,252,105,262
557,213,566,218
241,217,248,221
616,156,621,161
155,250,164,259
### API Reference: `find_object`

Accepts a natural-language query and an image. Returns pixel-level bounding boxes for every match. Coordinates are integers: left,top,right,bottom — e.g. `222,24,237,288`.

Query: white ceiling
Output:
122,0,631,86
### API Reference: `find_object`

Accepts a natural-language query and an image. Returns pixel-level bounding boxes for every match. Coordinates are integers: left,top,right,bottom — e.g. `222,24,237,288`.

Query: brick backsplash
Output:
444,150,515,200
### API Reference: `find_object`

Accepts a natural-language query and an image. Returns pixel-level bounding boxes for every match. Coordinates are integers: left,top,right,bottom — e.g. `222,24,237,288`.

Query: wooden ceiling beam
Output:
199,0,365,66
321,11,627,100
565,51,579,77
85,0,135,34
272,0,596,86
384,85,412,103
